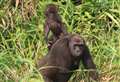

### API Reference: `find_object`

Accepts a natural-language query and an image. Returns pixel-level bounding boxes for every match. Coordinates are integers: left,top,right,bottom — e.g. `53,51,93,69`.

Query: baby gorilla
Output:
44,4,67,50
37,34,98,82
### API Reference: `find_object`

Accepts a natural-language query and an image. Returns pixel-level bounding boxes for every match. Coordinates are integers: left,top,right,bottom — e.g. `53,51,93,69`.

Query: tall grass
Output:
0,0,120,82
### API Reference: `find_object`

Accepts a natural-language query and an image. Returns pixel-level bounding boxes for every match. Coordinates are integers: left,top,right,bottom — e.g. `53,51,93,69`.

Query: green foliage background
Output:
0,0,120,82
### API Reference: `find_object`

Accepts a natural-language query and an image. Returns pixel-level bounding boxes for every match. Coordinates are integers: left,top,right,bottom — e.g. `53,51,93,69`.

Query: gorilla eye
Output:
74,44,83,48
79,44,84,47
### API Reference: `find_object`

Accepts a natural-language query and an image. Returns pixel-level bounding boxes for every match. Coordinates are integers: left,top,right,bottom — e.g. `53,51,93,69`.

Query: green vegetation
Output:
0,0,120,82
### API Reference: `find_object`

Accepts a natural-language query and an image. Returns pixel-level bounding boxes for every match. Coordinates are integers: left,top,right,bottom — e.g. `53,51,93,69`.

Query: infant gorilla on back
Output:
37,34,98,82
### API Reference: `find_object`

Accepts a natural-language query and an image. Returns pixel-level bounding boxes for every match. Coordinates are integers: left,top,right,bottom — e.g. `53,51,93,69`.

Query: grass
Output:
0,0,120,82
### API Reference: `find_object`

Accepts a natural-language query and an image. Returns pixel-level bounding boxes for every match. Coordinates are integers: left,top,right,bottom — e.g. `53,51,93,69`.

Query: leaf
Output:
105,12,120,27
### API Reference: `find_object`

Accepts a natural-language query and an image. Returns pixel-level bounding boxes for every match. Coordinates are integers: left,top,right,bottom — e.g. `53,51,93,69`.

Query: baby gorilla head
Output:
45,4,58,17
69,34,85,57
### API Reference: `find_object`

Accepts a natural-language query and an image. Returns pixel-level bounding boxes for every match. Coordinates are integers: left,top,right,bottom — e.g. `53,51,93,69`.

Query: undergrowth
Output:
0,0,120,82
